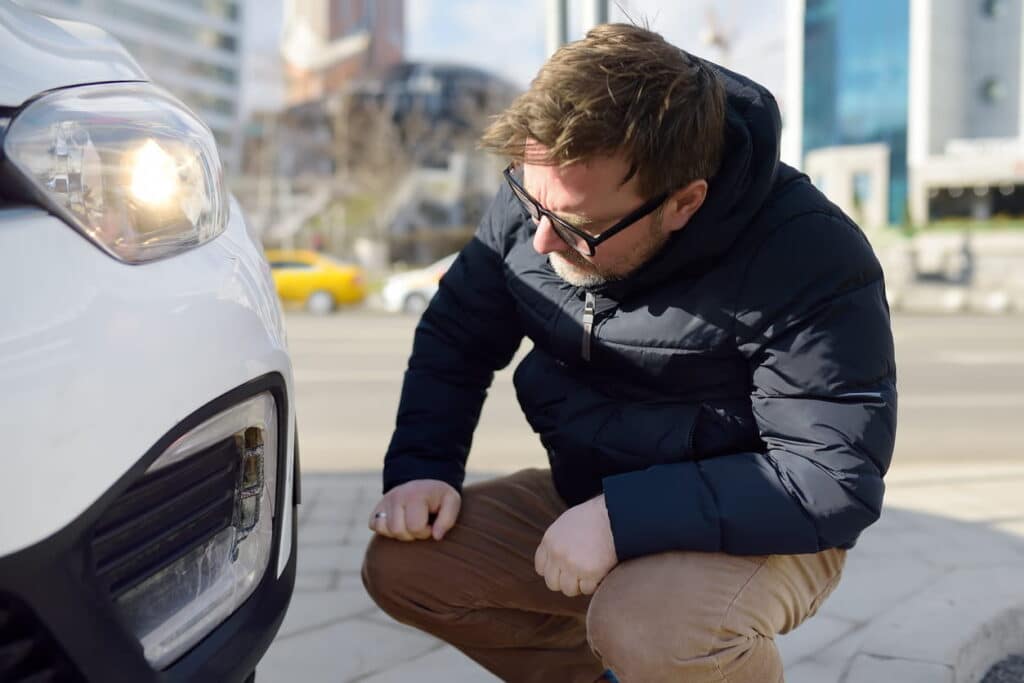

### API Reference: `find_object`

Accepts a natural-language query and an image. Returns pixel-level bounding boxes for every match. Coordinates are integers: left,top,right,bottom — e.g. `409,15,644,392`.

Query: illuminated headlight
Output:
97,394,278,669
2,82,227,263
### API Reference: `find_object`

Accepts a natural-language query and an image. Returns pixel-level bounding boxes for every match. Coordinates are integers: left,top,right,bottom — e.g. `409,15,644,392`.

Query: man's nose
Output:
532,216,565,255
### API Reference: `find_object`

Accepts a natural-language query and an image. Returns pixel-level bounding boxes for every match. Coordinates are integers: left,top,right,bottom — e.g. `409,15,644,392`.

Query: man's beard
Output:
548,249,614,288
548,219,670,288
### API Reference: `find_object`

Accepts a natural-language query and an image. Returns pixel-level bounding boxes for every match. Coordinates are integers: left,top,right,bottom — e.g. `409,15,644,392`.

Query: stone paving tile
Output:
305,494,372,526
782,624,875,683
816,553,946,623
271,471,1024,683
277,588,377,639
784,659,843,683
844,654,954,683
776,614,857,667
342,521,377,547
260,619,438,683
299,519,350,545
858,567,1024,667
294,569,341,593
298,541,370,574
363,609,406,630
357,645,501,683
898,522,1024,570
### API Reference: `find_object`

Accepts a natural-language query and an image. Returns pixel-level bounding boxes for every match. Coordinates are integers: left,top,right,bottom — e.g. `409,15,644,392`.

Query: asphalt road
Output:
287,311,1024,474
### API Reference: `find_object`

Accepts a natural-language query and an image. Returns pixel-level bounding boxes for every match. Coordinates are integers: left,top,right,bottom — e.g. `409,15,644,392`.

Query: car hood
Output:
385,270,433,288
0,3,147,107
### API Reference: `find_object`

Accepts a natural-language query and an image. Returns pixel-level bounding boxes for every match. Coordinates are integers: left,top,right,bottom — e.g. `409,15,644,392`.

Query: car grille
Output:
91,437,241,598
0,594,84,682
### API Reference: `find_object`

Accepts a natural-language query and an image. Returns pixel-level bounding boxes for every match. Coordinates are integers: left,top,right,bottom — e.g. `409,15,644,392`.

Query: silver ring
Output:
374,511,387,519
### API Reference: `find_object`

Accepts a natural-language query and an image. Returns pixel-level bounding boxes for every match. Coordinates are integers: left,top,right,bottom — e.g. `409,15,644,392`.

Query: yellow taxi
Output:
263,249,367,313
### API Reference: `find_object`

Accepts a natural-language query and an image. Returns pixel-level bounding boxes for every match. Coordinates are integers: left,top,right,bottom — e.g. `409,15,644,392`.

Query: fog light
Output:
113,394,278,669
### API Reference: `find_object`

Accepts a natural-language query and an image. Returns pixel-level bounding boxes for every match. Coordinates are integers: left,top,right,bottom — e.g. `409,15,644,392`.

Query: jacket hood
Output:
598,58,783,300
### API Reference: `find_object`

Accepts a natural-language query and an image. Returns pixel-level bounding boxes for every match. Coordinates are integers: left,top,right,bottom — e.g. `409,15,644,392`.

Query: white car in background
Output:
0,5,297,682
380,252,458,314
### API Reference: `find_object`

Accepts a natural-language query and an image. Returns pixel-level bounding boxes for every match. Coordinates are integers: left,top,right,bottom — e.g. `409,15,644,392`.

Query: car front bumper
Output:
0,199,298,681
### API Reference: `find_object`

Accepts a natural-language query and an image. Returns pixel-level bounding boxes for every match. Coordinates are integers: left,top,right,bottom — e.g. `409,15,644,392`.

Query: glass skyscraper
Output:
802,0,910,224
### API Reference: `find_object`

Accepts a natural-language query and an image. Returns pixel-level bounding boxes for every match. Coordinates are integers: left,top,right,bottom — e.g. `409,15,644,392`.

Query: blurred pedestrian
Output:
362,23,896,683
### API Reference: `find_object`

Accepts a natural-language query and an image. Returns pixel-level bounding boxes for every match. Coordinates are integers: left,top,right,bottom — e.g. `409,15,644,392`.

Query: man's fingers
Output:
578,577,599,596
543,565,562,593
404,499,433,540
371,508,392,537
386,504,415,541
559,571,581,598
534,544,548,576
431,491,461,541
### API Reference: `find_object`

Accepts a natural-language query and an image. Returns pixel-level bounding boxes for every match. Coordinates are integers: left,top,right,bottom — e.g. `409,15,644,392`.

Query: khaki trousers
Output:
361,468,845,683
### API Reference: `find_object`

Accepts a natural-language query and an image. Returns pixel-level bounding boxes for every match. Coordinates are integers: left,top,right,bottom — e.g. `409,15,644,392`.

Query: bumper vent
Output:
0,594,84,682
91,436,242,598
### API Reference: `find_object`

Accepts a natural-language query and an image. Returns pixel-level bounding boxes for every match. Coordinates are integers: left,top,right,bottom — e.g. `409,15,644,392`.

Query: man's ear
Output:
663,179,709,233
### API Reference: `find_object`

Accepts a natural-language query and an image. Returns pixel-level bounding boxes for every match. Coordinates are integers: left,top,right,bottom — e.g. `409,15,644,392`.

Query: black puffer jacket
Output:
382,63,897,561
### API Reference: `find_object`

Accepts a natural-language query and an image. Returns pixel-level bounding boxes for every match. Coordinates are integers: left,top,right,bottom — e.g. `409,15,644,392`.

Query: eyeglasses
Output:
503,163,668,257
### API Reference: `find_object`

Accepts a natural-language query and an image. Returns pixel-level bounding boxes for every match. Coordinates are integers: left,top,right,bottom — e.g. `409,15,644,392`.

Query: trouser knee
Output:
586,585,779,682
361,535,419,620
361,534,472,631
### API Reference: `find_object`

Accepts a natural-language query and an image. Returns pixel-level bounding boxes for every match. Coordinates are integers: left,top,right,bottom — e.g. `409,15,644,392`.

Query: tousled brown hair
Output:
481,23,727,197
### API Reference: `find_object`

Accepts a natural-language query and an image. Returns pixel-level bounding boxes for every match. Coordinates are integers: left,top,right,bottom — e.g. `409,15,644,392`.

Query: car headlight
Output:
93,393,278,669
1,82,227,264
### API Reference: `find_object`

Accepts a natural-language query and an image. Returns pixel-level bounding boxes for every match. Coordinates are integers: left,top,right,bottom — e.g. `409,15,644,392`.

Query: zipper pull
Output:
581,291,596,362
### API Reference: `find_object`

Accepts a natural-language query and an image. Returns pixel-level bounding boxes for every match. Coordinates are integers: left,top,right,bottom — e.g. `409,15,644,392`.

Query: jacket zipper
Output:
581,291,596,362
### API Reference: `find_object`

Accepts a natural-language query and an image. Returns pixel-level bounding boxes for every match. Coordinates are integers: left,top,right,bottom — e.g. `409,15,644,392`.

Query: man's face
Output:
522,149,671,288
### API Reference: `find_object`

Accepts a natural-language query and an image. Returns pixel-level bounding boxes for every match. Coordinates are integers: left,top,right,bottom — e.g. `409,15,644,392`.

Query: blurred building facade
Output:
786,0,1024,227
237,60,516,262
239,0,518,264
17,0,247,170
281,0,403,105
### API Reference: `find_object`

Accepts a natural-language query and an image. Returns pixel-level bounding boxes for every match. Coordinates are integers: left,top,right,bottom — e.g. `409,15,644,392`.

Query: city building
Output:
17,0,247,170
907,0,1024,224
281,0,403,105
785,0,1024,227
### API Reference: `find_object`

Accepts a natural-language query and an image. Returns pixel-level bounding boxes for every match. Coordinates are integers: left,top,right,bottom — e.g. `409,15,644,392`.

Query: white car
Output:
0,6,297,682
380,252,458,314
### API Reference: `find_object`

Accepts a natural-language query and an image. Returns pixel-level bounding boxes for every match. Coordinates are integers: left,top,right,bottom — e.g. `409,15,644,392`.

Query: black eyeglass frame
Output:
503,163,669,257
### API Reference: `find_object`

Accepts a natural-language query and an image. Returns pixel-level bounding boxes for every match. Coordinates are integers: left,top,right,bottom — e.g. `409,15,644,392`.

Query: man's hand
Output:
534,494,618,597
368,479,461,542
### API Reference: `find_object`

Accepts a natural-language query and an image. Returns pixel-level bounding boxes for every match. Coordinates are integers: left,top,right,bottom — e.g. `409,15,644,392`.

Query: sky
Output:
244,0,787,116
405,0,786,98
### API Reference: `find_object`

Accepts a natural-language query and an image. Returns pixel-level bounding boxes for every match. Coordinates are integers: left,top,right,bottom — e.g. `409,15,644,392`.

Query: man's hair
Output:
481,23,727,198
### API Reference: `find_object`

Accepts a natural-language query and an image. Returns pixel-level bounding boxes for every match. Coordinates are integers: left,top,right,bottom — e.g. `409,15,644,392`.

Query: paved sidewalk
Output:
259,463,1024,683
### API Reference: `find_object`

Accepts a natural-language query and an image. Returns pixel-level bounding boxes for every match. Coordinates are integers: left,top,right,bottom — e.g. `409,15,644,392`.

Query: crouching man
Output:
362,23,896,683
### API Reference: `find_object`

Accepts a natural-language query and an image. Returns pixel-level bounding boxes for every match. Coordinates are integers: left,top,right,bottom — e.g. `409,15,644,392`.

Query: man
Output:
361,24,896,683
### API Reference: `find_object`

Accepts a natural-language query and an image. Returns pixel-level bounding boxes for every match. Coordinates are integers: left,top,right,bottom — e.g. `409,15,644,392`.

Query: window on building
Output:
980,77,1007,104
982,0,1009,19
118,39,238,84
182,0,239,21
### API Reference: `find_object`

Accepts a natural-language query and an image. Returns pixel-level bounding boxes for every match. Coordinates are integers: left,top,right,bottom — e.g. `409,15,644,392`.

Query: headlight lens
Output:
113,394,278,669
2,82,227,263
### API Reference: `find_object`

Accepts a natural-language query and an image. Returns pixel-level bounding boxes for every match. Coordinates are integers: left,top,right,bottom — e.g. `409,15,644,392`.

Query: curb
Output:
842,567,1024,683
